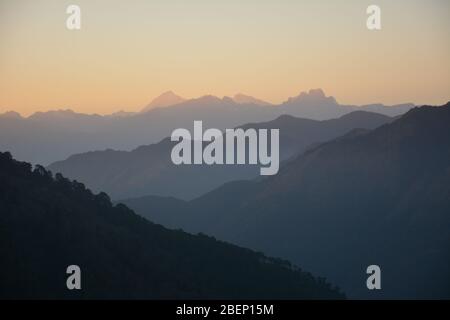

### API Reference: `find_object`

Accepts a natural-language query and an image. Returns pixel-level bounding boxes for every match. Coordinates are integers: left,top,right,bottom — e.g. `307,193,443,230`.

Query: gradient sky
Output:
0,0,449,116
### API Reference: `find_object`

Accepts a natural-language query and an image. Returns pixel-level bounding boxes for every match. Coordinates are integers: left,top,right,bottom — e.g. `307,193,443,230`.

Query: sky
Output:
0,0,449,116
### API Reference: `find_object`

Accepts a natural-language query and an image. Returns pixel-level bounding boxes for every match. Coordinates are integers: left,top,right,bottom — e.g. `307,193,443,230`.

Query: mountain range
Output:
48,110,393,200
1,95,447,299
141,91,272,113
120,102,450,299
0,89,414,165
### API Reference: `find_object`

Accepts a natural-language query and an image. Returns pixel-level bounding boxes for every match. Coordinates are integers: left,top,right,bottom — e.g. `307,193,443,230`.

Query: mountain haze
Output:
122,103,450,299
0,89,414,165
48,111,392,200
232,93,273,106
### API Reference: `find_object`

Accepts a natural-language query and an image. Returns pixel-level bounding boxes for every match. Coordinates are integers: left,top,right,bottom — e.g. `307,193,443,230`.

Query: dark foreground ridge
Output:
0,151,344,299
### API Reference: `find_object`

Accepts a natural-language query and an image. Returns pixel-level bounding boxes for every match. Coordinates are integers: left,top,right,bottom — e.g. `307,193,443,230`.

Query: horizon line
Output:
0,88,429,118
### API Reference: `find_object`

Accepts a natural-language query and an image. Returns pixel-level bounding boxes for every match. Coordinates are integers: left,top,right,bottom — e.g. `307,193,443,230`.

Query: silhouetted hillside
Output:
122,103,450,299
0,151,344,299
48,111,392,200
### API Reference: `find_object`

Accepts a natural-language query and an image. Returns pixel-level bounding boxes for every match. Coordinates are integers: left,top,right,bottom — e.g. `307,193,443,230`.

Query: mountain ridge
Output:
141,91,187,112
0,151,344,299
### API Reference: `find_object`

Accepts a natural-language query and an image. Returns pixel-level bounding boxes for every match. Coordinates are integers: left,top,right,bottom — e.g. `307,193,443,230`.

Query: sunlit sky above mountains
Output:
0,0,449,116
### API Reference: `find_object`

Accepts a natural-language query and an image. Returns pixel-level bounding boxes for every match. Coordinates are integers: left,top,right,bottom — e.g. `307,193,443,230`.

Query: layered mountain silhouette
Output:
121,103,450,299
0,151,344,299
0,89,414,165
48,111,392,200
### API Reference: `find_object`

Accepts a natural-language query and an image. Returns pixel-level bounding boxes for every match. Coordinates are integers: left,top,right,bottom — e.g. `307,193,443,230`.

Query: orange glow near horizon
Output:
0,0,449,116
